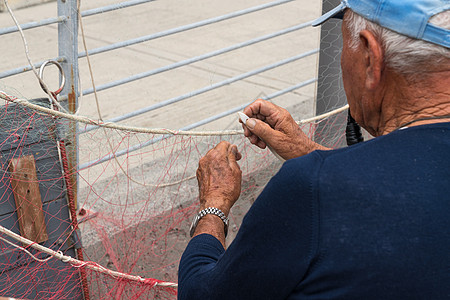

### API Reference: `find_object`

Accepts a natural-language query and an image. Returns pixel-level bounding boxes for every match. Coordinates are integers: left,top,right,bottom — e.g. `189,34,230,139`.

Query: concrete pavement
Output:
0,0,324,290
0,0,321,131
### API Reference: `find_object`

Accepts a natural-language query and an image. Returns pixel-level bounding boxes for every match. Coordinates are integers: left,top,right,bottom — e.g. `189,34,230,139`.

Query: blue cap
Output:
312,0,450,49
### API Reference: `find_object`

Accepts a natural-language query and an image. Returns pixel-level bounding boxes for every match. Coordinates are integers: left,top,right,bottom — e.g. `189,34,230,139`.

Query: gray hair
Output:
345,10,450,77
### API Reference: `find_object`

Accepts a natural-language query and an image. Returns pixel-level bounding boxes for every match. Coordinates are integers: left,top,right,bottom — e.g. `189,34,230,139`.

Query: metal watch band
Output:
189,207,229,238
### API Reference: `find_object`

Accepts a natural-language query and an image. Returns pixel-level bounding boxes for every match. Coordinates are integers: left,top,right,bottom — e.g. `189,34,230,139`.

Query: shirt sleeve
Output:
178,152,323,300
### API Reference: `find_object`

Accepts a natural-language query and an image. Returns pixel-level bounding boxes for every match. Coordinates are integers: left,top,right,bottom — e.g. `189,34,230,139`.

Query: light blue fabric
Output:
313,0,450,48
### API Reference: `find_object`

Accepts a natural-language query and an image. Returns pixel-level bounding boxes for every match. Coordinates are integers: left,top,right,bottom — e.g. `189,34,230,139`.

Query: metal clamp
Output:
38,60,65,96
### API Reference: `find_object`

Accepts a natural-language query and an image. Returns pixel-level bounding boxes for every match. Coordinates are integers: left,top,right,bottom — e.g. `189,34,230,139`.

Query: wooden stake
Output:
9,155,48,244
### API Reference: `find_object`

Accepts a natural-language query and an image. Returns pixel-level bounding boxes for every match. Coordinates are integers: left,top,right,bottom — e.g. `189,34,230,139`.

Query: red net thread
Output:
0,94,347,299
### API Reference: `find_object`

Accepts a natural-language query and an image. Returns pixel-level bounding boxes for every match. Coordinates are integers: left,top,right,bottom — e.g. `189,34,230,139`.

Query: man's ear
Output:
359,30,384,90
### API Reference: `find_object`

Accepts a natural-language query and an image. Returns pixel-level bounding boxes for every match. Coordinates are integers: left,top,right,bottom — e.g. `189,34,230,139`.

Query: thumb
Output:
246,118,275,143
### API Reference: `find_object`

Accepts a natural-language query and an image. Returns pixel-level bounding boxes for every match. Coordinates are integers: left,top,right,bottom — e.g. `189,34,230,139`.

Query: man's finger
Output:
243,124,251,137
211,141,230,158
243,99,278,119
256,139,266,149
229,144,242,162
244,118,274,145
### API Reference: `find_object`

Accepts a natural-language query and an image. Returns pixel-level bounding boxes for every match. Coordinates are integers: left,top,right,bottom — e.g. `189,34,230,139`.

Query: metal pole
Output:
58,0,79,105
58,0,79,207
314,0,347,148
78,21,313,97
78,0,294,58
57,0,79,208
57,1,87,299
80,49,318,134
0,16,67,36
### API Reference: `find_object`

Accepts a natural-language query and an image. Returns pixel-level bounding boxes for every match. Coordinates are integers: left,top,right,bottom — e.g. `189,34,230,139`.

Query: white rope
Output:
298,104,349,124
0,224,178,288
0,0,349,293
0,91,348,136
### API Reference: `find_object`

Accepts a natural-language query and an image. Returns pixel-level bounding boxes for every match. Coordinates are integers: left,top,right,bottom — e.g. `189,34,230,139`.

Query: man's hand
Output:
197,141,242,215
242,99,331,159
193,141,242,247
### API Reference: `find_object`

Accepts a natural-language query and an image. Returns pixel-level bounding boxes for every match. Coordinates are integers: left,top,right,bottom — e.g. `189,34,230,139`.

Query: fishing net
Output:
0,0,350,298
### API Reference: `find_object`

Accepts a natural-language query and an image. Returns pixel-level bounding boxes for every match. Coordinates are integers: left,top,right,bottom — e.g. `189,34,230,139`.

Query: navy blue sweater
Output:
178,123,450,299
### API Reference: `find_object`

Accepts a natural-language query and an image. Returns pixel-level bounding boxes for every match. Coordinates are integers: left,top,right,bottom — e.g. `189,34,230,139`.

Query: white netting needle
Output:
237,112,285,161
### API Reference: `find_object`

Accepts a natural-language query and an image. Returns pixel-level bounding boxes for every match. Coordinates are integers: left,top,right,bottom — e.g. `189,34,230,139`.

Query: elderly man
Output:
178,0,450,299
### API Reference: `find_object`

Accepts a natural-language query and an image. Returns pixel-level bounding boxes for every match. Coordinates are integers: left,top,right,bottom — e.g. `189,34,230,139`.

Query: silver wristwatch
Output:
189,207,229,237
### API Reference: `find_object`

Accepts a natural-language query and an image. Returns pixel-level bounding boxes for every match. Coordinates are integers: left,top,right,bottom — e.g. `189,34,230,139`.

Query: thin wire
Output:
0,236,53,263
0,2,179,282
77,0,190,187
397,115,450,129
2,0,68,113
78,0,153,187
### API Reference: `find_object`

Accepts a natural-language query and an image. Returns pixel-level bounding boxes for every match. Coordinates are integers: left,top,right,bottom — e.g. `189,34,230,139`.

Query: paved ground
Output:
1,0,323,194
0,0,321,130
0,0,324,292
